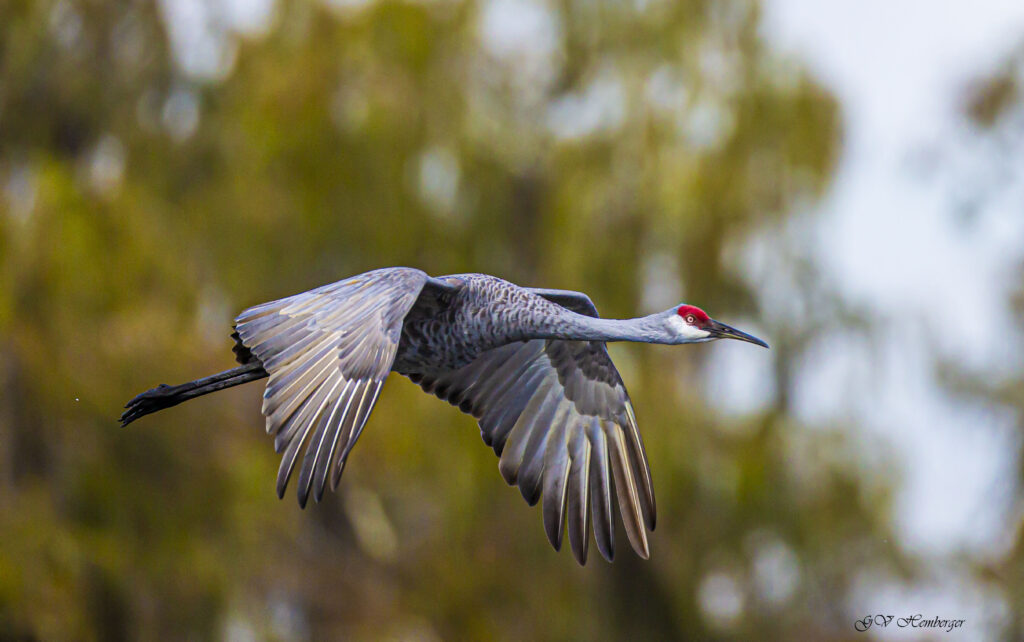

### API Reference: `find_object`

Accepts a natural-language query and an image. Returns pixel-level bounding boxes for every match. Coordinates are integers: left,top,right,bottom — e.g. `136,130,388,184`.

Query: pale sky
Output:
760,0,1024,558
753,0,1024,637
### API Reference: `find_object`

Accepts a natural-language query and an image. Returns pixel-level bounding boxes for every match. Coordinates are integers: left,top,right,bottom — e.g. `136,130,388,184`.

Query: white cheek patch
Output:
668,314,711,340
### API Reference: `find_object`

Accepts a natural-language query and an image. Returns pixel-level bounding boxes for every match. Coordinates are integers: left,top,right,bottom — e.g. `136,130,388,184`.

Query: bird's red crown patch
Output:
677,305,709,325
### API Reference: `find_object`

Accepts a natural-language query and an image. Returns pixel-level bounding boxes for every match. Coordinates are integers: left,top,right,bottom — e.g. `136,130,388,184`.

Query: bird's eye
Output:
686,315,696,324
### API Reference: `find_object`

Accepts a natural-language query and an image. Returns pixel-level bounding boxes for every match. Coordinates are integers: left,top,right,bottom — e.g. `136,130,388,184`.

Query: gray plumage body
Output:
122,267,767,565
396,272,597,374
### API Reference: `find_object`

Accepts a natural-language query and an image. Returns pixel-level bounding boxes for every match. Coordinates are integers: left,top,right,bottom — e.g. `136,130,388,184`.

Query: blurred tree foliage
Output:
942,47,1024,642
0,0,901,639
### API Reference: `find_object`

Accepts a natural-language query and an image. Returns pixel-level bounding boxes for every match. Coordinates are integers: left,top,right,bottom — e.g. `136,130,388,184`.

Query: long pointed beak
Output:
708,319,769,348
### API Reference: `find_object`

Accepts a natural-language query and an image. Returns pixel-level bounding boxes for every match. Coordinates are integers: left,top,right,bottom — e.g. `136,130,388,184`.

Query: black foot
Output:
120,383,181,426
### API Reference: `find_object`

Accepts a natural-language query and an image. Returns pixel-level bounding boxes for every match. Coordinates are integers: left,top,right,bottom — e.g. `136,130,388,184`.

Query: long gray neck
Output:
533,310,671,344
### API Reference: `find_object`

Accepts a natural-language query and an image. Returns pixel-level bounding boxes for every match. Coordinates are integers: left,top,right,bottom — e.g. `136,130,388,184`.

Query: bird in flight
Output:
122,267,767,564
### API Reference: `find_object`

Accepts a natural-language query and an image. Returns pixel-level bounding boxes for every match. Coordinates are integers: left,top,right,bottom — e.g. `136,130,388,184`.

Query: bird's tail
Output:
120,362,268,426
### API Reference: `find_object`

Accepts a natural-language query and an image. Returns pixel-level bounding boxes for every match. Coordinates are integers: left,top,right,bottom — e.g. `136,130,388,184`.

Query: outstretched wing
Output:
411,336,656,565
235,267,432,507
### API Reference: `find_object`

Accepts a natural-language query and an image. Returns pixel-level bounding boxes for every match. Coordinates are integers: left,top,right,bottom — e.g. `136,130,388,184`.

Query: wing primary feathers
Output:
295,401,335,508
475,357,542,428
517,401,567,505
498,375,557,486
483,361,550,454
566,430,592,565
312,380,352,503
296,376,348,507
622,402,656,530
322,380,371,495
339,380,382,463
265,349,337,424
329,453,348,492
588,421,615,562
606,421,650,560
542,425,571,551
276,413,316,499
330,380,383,491
271,370,337,452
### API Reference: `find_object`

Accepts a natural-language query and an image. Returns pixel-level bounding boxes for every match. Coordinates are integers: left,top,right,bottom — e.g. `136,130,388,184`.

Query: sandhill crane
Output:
122,267,767,564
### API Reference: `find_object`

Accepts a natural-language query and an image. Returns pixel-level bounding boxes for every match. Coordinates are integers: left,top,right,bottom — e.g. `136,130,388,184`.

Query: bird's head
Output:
663,304,769,347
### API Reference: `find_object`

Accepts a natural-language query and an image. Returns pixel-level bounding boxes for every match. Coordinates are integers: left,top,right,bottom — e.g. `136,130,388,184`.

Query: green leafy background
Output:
1,0,1015,639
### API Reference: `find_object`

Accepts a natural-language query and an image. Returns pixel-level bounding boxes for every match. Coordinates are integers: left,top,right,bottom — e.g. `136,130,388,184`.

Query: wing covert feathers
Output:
415,338,656,564
234,268,427,507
